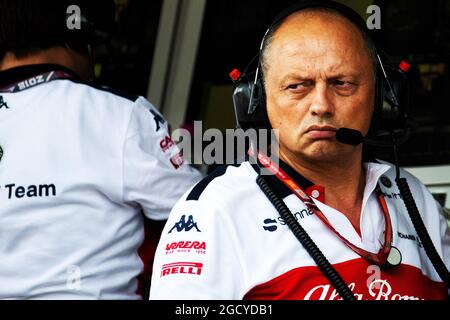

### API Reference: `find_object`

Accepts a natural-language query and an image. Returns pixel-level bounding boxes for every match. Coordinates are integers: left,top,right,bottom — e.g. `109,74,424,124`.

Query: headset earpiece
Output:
64,1,113,55
371,57,410,137
232,70,270,130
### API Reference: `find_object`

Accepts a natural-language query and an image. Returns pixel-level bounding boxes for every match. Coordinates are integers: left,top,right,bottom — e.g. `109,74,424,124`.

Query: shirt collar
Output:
0,64,79,89
362,161,392,207
251,157,392,202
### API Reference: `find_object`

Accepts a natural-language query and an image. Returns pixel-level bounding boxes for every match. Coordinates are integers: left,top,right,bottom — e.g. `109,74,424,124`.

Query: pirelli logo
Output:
161,262,203,277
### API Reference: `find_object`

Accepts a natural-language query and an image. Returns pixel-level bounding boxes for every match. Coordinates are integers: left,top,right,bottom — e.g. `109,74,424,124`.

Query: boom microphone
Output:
336,128,364,146
336,128,408,147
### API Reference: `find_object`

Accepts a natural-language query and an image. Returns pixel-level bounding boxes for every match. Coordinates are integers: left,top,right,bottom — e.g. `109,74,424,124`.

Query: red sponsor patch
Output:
161,262,203,277
165,241,207,255
160,135,176,152
170,151,184,169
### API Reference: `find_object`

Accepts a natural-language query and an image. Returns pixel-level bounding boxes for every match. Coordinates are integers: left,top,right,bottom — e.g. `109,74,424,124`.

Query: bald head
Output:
261,8,377,82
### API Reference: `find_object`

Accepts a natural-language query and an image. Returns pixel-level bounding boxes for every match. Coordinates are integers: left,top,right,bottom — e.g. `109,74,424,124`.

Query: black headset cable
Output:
256,175,356,301
392,138,450,288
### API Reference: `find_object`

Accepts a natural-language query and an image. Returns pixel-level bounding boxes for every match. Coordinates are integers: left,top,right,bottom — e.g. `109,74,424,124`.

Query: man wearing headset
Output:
150,1,449,300
0,0,201,299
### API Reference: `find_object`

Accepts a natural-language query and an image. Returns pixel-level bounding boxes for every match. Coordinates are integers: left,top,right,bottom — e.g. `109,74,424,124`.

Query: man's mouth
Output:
305,125,338,139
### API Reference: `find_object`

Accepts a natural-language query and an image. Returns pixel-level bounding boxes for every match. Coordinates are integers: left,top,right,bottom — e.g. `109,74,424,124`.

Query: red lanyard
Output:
250,149,394,266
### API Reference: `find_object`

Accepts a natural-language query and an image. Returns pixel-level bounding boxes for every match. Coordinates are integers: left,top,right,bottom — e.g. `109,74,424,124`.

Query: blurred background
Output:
88,0,450,213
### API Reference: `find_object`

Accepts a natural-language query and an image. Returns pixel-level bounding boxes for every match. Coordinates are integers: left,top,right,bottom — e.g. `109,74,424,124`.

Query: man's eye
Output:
333,80,355,89
286,81,312,91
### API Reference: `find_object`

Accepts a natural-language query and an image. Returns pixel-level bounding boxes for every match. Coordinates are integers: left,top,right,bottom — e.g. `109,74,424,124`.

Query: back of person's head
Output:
0,0,114,61
0,0,69,60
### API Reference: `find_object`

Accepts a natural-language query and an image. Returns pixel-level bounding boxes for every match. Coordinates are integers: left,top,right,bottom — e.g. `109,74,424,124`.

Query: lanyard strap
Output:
0,70,74,93
250,149,394,266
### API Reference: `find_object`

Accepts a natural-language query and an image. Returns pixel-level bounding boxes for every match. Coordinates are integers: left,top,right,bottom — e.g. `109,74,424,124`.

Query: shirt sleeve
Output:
437,201,450,269
418,181,450,265
122,97,203,220
414,178,450,281
149,193,247,299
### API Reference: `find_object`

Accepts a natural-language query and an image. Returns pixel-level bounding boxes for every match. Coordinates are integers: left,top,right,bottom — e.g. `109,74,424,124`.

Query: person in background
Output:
0,0,202,299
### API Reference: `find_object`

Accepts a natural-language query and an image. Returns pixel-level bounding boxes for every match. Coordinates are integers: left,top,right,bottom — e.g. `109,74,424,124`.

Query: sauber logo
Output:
150,109,166,132
165,241,206,255
263,209,314,232
161,262,203,277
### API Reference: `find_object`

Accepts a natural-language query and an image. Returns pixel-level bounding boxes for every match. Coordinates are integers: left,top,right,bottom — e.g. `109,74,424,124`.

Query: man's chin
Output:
295,142,346,162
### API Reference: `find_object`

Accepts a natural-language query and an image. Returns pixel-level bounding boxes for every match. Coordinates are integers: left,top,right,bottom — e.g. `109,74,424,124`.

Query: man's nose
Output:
309,83,334,117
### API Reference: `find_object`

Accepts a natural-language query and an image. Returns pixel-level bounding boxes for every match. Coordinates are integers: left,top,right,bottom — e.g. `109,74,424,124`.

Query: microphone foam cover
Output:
336,128,364,146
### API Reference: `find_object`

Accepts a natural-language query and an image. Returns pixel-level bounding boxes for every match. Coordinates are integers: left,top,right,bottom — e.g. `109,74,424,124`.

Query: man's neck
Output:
280,148,366,230
0,48,89,80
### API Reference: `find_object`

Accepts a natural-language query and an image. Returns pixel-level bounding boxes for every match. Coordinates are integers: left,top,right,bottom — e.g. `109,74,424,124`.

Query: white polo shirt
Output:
0,64,202,299
150,159,450,300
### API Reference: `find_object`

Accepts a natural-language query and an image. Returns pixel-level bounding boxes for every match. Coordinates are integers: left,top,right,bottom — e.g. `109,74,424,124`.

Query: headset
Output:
63,0,115,81
231,0,410,144
65,1,114,48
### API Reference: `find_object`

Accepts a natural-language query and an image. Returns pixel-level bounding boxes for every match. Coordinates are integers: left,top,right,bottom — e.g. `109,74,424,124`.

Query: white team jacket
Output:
150,159,450,300
0,64,202,299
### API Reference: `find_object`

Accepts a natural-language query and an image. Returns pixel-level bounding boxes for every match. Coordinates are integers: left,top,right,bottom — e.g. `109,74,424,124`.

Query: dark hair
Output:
0,0,74,60
0,0,114,61
260,7,378,82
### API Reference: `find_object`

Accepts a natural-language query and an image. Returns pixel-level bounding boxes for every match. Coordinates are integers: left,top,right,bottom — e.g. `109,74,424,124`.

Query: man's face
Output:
264,12,376,163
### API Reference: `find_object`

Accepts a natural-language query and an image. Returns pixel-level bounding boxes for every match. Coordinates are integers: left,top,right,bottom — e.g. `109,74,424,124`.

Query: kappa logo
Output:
150,109,166,132
160,262,203,277
169,215,201,233
0,96,9,109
